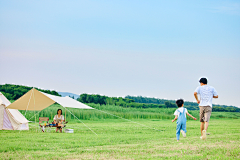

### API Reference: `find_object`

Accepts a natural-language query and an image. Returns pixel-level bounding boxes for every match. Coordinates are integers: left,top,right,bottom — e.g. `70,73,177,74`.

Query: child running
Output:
172,99,197,141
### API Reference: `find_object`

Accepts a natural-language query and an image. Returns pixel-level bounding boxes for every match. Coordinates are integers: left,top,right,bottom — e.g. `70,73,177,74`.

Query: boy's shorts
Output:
199,106,212,122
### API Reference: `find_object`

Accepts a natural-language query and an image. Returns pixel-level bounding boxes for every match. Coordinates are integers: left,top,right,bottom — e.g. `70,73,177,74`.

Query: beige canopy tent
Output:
0,92,29,130
6,88,96,134
7,88,93,111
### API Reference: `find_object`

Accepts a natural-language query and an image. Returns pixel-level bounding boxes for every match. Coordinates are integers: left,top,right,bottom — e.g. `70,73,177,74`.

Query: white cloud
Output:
210,2,240,16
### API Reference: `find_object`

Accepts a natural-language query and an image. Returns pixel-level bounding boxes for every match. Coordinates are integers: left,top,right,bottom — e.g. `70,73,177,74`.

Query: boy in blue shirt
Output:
172,99,197,141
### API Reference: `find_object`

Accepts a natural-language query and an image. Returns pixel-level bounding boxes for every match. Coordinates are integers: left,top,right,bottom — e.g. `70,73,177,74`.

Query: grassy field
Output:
0,118,239,159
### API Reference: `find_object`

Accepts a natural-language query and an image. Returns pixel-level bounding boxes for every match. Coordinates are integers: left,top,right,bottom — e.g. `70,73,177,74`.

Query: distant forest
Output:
77,93,165,109
125,95,240,112
0,84,61,100
0,84,239,112
77,93,239,112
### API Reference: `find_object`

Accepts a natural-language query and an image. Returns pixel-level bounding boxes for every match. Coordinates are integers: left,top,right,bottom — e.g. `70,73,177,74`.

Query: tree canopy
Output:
125,95,240,112
0,84,61,100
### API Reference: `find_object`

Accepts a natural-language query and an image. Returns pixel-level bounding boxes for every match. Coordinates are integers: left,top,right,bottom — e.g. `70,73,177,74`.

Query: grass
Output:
20,103,240,122
0,118,239,159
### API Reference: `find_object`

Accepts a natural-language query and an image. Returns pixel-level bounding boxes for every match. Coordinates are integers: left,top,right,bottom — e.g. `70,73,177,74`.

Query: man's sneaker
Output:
181,130,186,137
200,136,202,139
202,130,207,140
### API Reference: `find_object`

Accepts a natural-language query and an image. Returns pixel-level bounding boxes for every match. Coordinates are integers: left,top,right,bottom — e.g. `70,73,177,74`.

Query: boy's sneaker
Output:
202,130,207,140
200,136,202,139
181,130,186,137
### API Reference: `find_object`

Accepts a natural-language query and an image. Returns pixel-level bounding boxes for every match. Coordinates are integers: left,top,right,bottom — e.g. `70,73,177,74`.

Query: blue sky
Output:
1,0,240,107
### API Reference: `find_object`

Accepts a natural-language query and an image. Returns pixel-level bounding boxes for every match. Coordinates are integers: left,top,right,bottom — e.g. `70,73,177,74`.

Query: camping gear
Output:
39,117,50,132
6,88,95,133
65,129,74,133
7,88,93,124
39,117,67,132
0,92,29,130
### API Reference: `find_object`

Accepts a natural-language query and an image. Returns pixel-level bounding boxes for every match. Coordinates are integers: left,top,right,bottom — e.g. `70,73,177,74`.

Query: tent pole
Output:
24,88,34,117
65,108,66,122
33,87,37,132
34,90,36,132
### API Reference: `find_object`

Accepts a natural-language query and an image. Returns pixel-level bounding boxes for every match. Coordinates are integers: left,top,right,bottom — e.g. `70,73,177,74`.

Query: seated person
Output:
53,109,65,133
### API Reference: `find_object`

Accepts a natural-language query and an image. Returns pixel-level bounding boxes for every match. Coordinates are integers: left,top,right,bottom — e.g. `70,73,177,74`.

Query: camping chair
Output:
39,117,51,132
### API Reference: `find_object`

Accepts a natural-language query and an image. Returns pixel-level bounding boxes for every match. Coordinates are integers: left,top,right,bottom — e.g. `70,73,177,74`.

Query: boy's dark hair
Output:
57,109,62,115
199,78,208,84
176,99,184,107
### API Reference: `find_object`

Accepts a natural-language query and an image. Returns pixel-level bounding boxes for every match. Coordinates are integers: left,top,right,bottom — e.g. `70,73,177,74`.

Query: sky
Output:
0,0,240,107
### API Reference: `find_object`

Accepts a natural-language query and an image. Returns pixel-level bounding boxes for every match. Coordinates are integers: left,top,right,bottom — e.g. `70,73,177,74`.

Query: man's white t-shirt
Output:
195,85,218,107
173,107,188,118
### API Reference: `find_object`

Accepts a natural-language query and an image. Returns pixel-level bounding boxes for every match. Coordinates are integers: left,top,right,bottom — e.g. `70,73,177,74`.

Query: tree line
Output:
125,95,240,112
77,94,167,108
78,94,240,112
1,84,239,112
0,84,61,100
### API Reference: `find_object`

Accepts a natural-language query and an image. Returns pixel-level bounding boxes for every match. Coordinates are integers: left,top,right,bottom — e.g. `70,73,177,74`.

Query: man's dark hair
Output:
176,99,184,107
199,78,208,84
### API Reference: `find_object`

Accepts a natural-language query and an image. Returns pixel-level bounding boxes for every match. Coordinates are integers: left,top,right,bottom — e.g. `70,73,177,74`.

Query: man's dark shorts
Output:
199,106,212,122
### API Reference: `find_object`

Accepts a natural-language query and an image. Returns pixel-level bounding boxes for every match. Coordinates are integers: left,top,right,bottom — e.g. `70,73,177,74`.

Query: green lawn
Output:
0,119,239,159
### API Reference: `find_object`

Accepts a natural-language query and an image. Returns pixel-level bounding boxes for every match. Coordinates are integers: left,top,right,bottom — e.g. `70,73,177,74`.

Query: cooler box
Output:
65,129,74,133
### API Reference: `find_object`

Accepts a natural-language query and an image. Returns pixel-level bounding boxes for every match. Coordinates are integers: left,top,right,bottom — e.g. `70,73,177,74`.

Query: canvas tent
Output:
0,92,29,130
7,88,94,111
6,88,96,134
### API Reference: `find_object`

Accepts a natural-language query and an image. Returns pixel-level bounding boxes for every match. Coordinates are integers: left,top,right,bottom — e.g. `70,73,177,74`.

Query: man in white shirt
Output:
194,77,218,140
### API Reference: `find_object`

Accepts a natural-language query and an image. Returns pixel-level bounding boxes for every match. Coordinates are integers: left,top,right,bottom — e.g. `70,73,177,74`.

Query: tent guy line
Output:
27,108,98,135
95,108,163,132
64,107,98,136
27,110,41,121
27,107,162,134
